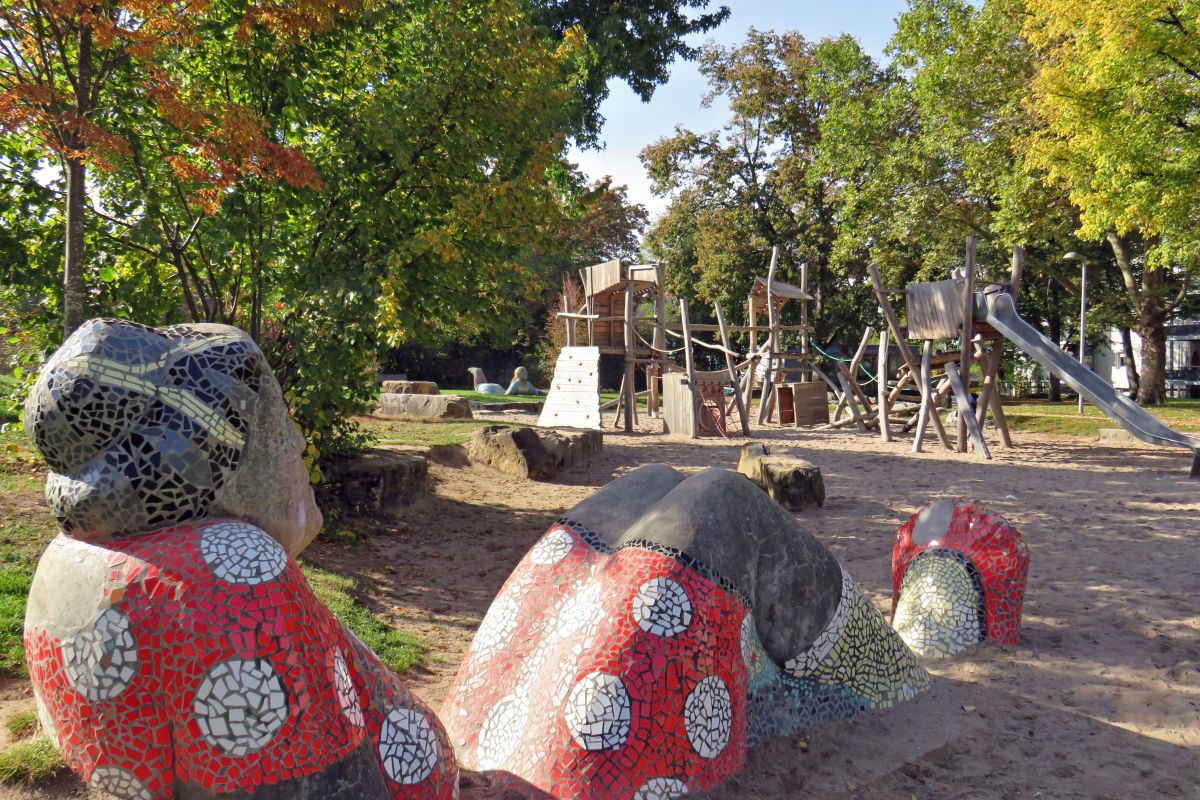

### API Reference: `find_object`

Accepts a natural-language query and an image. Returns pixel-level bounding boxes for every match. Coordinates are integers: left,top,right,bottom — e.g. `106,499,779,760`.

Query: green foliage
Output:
300,563,429,674
532,0,731,142
0,737,65,786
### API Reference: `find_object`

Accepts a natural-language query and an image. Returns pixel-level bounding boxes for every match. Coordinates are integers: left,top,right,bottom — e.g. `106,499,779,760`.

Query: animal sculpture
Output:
23,319,457,799
468,366,504,395
891,499,1030,658
505,366,540,396
441,465,931,798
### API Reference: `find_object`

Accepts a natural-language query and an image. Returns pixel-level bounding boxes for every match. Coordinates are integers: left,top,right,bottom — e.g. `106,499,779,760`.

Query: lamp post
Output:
1064,252,1088,414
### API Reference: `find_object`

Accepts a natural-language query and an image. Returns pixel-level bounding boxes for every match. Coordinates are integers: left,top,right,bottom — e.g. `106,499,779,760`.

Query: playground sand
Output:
1,420,1196,799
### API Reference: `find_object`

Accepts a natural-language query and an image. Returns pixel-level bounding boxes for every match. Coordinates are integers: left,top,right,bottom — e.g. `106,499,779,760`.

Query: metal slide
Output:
980,288,1200,478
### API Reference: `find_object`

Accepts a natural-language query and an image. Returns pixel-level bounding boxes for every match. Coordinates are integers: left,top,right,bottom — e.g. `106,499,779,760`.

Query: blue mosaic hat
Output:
25,319,268,538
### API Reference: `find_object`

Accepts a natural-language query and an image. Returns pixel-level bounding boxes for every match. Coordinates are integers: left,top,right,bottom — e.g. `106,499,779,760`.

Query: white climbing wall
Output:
538,347,601,429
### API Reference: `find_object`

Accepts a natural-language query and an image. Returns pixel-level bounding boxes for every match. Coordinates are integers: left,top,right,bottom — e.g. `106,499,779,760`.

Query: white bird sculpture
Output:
468,367,505,395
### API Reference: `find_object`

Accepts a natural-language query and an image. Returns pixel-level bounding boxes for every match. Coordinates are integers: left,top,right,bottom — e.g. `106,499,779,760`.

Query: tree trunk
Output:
1048,281,1062,402
1120,325,1139,399
1137,303,1168,405
63,22,93,338
63,157,88,336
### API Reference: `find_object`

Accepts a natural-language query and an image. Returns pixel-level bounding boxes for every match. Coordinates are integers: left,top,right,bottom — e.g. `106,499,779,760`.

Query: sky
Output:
568,0,911,220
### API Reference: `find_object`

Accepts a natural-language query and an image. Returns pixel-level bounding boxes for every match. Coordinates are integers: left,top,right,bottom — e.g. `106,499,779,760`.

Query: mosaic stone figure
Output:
468,367,504,395
23,319,457,800
891,499,1030,659
504,366,540,396
442,465,930,799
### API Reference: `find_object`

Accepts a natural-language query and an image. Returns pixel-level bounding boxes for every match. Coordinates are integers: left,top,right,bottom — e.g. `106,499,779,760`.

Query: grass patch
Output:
4,708,38,739
0,737,65,785
1002,399,1200,437
301,562,429,674
357,417,525,447
0,430,51,677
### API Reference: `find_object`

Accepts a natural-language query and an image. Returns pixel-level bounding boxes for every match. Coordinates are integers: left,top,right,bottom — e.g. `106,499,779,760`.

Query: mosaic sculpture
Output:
505,366,541,396
23,319,458,799
442,465,931,799
891,499,1030,659
468,367,504,395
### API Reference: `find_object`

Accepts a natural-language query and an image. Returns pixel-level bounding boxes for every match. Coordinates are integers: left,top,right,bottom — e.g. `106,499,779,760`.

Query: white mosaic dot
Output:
477,692,529,769
684,675,732,759
331,648,364,729
564,672,631,751
378,707,440,785
199,521,287,586
194,658,288,756
62,608,138,701
739,613,755,669
530,527,575,565
633,777,689,799
472,593,521,662
89,765,153,800
632,577,692,637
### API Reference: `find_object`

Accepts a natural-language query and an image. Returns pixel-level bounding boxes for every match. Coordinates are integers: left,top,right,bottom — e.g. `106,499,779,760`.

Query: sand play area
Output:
4,418,1198,799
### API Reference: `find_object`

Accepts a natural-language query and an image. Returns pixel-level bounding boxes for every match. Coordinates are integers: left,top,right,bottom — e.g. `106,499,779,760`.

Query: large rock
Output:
736,442,825,511
465,426,602,480
380,379,439,395
322,448,428,515
535,427,603,471
379,392,472,419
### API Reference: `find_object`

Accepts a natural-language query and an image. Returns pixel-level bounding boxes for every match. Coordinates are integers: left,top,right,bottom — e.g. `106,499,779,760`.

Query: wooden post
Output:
715,301,751,436
623,284,635,433
651,267,666,419
758,246,781,425
837,371,867,432
913,340,934,452
867,263,923,376
958,237,976,452
800,261,810,378
878,327,892,442
680,297,699,438
929,375,954,449
564,292,577,348
946,362,990,458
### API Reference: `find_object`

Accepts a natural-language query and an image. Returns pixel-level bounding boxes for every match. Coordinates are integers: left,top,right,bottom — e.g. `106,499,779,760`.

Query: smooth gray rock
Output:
322,449,428,514
378,393,472,419
736,442,825,511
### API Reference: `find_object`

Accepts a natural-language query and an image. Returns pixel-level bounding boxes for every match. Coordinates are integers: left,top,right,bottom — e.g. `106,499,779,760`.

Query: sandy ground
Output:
4,416,1199,799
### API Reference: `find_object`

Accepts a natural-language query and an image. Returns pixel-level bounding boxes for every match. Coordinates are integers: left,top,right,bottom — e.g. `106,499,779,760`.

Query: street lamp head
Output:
1063,251,1086,262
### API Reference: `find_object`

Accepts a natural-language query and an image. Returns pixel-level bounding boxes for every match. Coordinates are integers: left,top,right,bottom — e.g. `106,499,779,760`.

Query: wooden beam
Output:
878,327,892,442
914,340,933,453
680,297,699,439
867,263,922,376
623,284,635,432
715,301,751,436
836,371,867,432
946,362,990,458
758,246,781,425
1010,245,1024,301
958,237,976,452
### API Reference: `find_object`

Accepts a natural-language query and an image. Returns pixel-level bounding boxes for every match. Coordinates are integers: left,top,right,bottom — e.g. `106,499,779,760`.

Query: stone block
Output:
465,426,602,481
536,427,604,471
379,393,472,419
323,448,428,515
380,380,439,395
736,442,825,511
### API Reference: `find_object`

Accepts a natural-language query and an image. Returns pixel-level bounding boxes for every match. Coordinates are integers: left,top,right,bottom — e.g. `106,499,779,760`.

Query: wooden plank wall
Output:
906,279,964,340
788,381,830,426
662,372,696,437
538,347,602,429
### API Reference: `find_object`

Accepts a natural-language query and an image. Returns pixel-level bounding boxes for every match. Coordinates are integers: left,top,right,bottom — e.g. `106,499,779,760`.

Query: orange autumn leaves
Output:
0,0,348,213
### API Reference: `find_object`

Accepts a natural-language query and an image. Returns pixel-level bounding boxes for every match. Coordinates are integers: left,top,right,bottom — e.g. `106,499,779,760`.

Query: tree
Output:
0,1,328,336
1023,0,1200,402
532,0,730,142
641,30,855,341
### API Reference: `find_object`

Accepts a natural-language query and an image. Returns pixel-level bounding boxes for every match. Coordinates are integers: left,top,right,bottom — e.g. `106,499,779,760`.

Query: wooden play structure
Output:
825,238,1021,458
542,250,827,437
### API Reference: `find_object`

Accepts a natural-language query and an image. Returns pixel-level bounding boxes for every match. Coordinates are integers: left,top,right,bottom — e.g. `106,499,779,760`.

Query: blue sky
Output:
568,0,910,219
